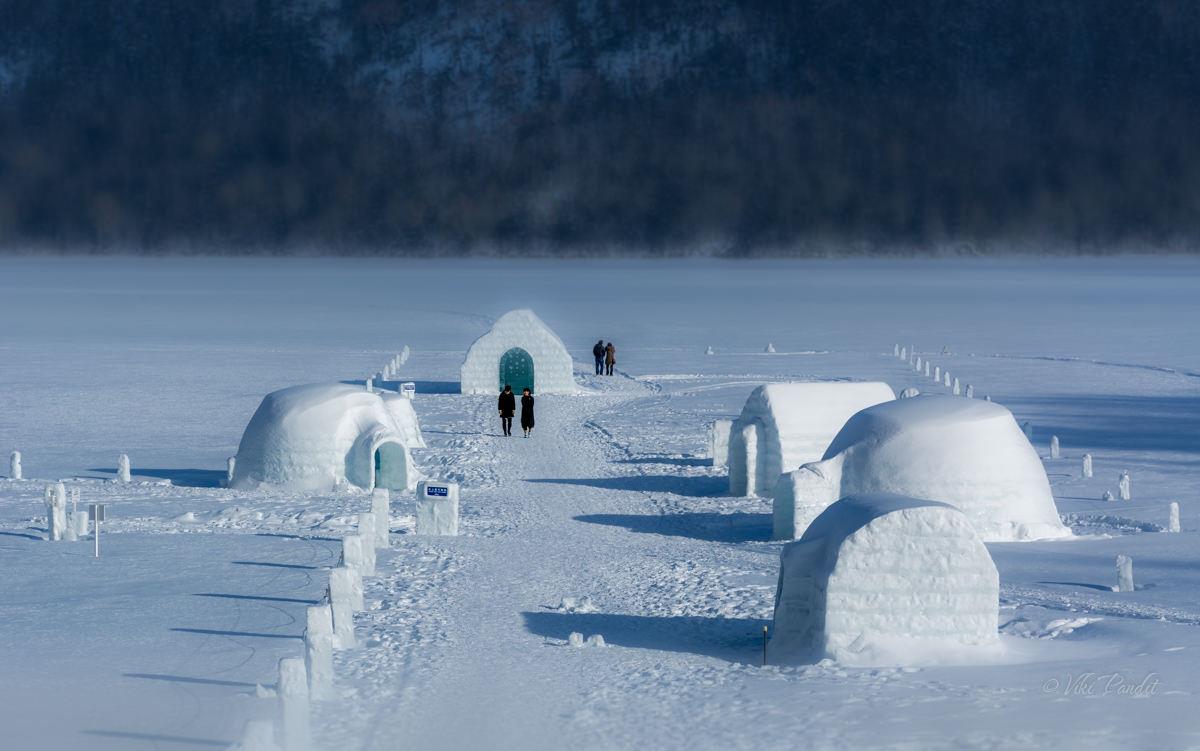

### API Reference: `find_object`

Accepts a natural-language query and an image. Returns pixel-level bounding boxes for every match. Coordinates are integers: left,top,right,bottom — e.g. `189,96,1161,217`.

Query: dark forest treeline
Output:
1,0,1199,254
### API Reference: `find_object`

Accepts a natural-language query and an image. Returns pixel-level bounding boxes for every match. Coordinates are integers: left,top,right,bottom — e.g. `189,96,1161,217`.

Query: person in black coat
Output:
498,384,516,436
520,387,535,437
592,339,605,375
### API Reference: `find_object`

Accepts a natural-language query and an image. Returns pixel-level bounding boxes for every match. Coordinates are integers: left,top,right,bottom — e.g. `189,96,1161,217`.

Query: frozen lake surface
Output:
2,256,1199,749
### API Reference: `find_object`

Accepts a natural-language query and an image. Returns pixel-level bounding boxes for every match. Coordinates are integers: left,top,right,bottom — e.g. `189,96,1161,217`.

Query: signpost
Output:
89,503,106,558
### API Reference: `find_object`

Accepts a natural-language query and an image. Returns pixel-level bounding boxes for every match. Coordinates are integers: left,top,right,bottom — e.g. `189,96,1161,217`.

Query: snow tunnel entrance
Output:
499,347,535,394
372,441,408,491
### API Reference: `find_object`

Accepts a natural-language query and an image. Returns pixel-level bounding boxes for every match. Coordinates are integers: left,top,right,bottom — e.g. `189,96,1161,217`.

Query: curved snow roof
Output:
737,381,896,468
460,309,576,395
231,383,422,492
775,394,1069,542
772,492,999,665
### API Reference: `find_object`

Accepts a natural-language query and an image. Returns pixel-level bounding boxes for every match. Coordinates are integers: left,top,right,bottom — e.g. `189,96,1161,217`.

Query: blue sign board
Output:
426,485,449,497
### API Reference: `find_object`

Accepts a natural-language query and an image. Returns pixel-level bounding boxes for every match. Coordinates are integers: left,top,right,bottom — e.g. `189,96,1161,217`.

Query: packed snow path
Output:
320,380,778,748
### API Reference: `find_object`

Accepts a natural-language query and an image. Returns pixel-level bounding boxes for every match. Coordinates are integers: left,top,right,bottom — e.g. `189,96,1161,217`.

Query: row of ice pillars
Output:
366,346,413,396
231,479,461,750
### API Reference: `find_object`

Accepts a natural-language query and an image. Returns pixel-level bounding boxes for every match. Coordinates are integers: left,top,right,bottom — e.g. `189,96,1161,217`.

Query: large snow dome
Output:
728,381,894,497
231,383,424,492
771,493,999,666
460,309,576,395
773,394,1070,542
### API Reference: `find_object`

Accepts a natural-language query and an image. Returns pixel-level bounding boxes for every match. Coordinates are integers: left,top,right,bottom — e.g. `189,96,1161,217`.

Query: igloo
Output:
770,493,999,666
231,383,424,492
773,394,1070,542
728,381,895,497
460,309,576,395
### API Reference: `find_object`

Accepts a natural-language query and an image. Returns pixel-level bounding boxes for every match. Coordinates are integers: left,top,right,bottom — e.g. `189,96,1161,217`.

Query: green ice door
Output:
499,347,535,393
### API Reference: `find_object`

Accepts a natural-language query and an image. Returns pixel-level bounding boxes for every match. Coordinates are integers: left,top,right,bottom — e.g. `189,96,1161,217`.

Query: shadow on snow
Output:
194,592,321,605
613,456,712,468
82,729,227,747
526,475,727,497
575,512,772,543
522,611,769,662
124,672,266,690
88,467,226,488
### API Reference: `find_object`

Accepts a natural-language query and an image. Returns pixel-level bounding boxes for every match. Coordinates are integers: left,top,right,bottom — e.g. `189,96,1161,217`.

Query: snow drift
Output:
770,493,999,666
773,394,1069,542
231,383,424,492
460,309,576,395
728,381,894,497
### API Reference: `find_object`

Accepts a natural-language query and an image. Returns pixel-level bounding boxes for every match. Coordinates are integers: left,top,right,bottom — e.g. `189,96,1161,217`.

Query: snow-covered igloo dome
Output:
729,381,895,497
231,383,424,492
460,309,576,395
771,493,999,666
773,394,1069,542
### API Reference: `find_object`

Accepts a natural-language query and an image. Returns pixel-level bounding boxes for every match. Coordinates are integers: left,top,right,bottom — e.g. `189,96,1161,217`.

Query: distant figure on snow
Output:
592,339,606,375
498,384,516,436
605,342,616,376
520,387,535,437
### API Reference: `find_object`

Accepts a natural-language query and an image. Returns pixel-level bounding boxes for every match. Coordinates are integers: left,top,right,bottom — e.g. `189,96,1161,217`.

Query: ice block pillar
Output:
304,604,335,700
1116,555,1134,593
328,567,358,648
355,514,377,575
416,481,460,536
44,482,67,541
370,488,390,549
709,419,732,469
342,534,373,578
277,657,311,751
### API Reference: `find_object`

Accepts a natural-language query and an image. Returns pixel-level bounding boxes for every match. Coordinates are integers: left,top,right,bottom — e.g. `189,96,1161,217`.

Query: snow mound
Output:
729,381,895,497
231,383,422,492
460,309,576,395
773,395,1069,542
771,493,999,666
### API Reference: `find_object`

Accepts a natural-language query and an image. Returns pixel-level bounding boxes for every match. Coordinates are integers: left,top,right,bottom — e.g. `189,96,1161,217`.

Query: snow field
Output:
2,257,1200,749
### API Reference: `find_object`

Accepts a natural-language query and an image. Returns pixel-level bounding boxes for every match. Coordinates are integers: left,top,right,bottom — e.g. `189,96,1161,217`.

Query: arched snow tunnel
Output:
728,381,896,498
499,347,535,393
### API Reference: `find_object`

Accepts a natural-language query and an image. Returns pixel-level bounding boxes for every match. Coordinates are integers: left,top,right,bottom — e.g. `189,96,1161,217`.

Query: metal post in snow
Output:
90,503,105,558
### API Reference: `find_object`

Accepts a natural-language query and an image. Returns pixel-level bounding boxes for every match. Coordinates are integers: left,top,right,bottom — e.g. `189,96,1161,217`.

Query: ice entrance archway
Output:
499,347,535,393
372,440,409,491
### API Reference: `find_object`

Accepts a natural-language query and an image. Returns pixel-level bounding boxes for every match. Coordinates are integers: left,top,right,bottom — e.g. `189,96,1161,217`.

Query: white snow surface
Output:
2,256,1200,750
231,383,422,492
771,493,999,666
775,394,1070,542
460,309,576,395
728,381,894,497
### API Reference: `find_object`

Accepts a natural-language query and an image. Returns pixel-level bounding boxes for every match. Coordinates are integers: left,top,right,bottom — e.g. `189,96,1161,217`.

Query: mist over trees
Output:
1,0,1199,255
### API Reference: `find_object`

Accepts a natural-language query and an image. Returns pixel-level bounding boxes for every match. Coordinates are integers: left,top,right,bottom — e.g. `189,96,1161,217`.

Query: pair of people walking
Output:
592,339,616,376
498,384,535,437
